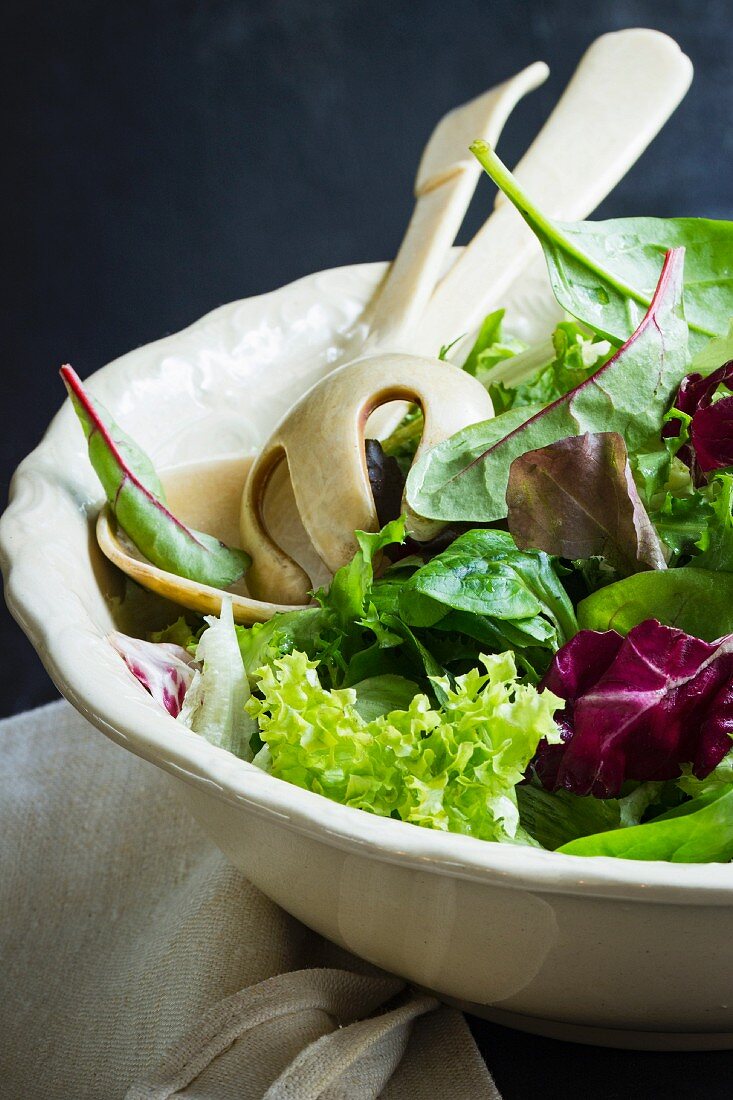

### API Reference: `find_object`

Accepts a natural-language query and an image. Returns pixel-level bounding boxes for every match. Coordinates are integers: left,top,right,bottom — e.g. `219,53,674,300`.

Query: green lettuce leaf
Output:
517,782,663,851
180,597,256,760
577,567,733,641
248,649,562,842
678,752,733,799
489,321,608,414
460,308,526,380
558,785,733,862
351,675,419,721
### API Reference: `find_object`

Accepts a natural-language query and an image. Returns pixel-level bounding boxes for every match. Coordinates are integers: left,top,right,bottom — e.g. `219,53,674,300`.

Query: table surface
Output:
4,2,732,1094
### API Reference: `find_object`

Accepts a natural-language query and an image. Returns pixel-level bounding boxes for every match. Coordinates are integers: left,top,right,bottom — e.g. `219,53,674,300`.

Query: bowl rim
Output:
3,259,733,906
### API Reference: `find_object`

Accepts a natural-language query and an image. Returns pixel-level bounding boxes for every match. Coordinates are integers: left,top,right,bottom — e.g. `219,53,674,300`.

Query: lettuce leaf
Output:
557,785,733,862
517,781,663,851
248,649,562,842
488,321,608,414
179,597,256,759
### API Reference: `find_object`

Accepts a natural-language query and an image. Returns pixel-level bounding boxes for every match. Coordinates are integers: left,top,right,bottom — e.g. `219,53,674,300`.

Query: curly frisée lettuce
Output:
246,649,563,842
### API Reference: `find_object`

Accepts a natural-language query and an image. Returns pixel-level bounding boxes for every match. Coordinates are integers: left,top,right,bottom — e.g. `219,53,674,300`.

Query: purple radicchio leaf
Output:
506,432,667,574
110,632,199,717
662,359,733,478
532,620,733,798
690,396,733,473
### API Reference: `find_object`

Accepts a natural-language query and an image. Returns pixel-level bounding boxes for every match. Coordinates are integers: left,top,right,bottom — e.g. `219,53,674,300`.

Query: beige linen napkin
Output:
0,700,500,1099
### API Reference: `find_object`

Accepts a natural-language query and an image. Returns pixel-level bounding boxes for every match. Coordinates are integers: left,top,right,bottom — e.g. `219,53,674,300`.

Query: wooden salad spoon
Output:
240,29,693,605
97,63,549,622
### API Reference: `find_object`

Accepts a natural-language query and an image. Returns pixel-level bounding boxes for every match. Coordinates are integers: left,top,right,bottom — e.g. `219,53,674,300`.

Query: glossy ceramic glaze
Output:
2,258,732,1049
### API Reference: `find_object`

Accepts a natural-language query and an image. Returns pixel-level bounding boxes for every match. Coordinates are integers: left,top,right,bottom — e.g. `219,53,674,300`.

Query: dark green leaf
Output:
398,529,577,649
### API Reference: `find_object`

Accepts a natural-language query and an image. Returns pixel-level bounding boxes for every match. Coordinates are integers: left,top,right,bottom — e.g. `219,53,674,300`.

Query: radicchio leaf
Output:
506,432,667,574
62,366,250,587
690,396,733,473
533,620,733,798
110,633,199,717
663,359,733,478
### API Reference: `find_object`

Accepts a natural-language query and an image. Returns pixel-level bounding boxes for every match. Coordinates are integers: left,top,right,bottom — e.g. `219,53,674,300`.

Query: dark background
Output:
4,2,732,1094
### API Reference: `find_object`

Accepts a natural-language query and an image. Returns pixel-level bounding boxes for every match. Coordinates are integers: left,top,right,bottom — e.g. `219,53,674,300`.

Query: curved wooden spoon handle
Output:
240,355,493,603
412,29,693,355
239,445,314,605
358,62,549,355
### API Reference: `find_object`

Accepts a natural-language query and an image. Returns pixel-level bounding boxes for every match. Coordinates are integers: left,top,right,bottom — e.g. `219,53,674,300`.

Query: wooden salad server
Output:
97,65,548,623
240,28,693,605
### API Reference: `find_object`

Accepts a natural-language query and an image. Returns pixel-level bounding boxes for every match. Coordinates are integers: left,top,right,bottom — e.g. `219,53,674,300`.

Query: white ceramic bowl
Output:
3,260,733,1051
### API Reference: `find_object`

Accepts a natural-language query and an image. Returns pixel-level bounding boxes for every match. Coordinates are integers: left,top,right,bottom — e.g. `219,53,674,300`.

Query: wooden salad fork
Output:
240,29,693,606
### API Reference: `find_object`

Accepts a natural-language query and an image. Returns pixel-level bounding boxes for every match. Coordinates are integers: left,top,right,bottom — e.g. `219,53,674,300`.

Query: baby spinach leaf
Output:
398,529,577,650
407,248,689,524
470,140,733,351
507,432,667,574
61,366,250,588
557,785,733,862
577,567,733,640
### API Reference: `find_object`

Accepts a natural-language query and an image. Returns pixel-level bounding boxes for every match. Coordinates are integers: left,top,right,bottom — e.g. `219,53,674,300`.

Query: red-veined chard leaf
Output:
506,432,667,575
407,248,689,524
533,619,733,798
62,366,250,588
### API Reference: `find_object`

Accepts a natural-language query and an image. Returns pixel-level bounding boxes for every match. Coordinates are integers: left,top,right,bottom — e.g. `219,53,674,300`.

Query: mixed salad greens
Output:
66,142,733,863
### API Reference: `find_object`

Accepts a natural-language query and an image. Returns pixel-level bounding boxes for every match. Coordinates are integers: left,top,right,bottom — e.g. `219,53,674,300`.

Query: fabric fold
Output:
0,701,500,1099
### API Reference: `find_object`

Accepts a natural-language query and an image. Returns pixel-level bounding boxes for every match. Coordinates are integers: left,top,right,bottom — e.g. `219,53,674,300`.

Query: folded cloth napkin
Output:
0,701,500,1099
